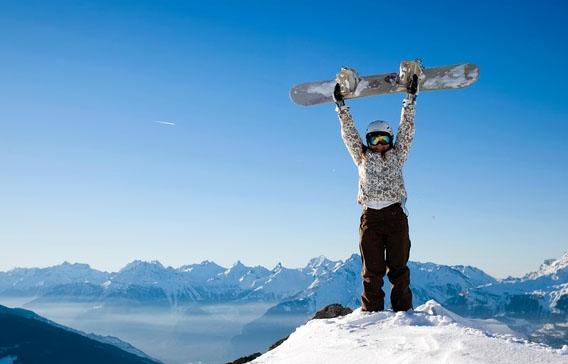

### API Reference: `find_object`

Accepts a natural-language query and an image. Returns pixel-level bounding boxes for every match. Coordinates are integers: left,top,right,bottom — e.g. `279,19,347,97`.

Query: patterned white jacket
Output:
337,99,416,206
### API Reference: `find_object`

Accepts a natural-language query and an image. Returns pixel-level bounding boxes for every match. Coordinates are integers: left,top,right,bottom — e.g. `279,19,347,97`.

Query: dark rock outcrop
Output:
225,352,262,364
311,303,353,320
267,335,289,351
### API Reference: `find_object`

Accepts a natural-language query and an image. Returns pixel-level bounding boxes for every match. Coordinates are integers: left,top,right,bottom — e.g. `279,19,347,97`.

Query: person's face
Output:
370,144,390,153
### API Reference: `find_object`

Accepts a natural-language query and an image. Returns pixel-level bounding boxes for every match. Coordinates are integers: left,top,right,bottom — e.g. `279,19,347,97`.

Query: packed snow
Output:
252,301,567,364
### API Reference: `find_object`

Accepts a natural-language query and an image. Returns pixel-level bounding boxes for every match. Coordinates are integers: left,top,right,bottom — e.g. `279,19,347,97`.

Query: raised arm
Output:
337,106,364,166
333,83,363,166
394,97,416,164
395,74,419,164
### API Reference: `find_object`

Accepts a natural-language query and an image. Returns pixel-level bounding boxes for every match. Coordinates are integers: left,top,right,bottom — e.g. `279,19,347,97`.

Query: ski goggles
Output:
367,134,392,146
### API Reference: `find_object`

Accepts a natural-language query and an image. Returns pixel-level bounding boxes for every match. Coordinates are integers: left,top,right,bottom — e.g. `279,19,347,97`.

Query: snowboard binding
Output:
336,66,361,96
385,59,425,87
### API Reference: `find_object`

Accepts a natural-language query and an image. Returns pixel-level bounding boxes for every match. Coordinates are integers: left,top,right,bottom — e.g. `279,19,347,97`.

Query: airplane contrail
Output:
153,121,176,126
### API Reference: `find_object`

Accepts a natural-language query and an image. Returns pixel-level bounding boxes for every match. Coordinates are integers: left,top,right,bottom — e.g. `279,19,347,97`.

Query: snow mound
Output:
252,300,567,364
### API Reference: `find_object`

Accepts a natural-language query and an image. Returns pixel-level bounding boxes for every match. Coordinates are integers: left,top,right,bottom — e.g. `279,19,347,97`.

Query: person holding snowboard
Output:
333,71,419,312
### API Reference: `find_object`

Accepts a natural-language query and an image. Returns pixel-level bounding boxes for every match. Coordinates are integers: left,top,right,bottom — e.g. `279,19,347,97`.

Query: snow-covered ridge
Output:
448,252,568,322
523,251,568,281
252,300,568,364
1,252,567,310
2,253,567,349
2,261,109,294
1,252,567,323
0,255,500,307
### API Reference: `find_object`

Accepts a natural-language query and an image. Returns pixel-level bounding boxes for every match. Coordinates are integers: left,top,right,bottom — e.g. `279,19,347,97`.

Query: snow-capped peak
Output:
179,260,225,274
119,260,165,273
307,255,329,267
303,256,340,277
221,260,251,280
231,260,245,269
112,260,171,286
54,261,95,271
523,251,568,280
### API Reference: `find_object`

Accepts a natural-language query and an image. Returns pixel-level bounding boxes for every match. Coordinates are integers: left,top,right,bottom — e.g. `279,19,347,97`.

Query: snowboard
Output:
290,62,480,106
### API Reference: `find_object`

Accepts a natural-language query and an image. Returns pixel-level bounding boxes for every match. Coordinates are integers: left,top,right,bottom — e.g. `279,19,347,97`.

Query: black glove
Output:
407,74,419,96
333,83,345,107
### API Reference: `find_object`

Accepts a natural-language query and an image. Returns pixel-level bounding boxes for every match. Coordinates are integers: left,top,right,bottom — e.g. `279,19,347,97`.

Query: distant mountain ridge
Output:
445,251,568,323
0,255,351,306
1,253,566,315
2,252,567,349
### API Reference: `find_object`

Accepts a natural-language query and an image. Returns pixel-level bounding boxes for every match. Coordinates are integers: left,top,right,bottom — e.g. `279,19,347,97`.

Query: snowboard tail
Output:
290,63,479,107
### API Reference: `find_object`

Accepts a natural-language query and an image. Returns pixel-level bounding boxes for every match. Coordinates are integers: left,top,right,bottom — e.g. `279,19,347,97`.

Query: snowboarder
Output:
333,70,419,312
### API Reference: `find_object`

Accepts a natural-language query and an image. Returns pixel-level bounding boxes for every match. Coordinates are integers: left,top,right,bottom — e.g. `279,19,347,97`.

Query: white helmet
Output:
366,120,393,137
365,120,393,148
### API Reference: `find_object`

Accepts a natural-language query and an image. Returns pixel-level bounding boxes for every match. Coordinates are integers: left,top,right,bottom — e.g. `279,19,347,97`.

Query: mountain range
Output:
1,251,567,349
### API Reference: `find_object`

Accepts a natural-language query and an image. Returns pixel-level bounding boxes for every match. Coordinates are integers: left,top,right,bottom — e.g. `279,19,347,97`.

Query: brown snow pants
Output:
359,203,413,312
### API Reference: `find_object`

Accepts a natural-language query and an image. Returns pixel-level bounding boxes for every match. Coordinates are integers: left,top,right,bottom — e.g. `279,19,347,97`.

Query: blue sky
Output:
1,0,567,278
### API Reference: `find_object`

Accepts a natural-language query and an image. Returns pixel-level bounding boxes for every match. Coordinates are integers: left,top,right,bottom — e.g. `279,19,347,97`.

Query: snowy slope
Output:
251,301,568,364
